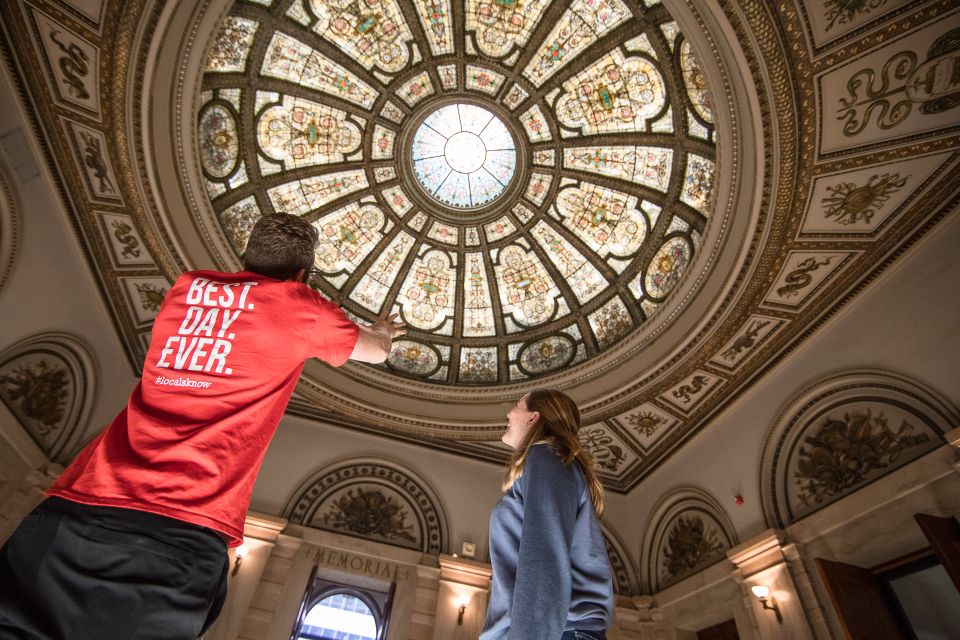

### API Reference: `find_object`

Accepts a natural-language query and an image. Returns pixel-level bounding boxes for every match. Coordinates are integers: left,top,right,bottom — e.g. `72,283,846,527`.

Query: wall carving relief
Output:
284,457,449,554
819,13,960,154
760,369,957,527
710,314,784,370
28,8,100,116
95,211,154,268
660,370,722,413
0,333,95,464
641,487,737,593
801,152,953,236
612,402,680,452
579,423,636,475
63,120,121,203
121,276,170,325
763,251,855,309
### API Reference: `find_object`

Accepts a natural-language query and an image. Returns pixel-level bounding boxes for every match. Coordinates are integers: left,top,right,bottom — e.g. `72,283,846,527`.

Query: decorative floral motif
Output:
794,410,931,507
555,50,666,134
662,516,722,577
821,172,907,225
0,360,69,435
323,488,416,542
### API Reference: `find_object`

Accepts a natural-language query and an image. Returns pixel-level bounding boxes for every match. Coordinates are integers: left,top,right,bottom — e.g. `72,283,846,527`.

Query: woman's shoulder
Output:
527,442,568,473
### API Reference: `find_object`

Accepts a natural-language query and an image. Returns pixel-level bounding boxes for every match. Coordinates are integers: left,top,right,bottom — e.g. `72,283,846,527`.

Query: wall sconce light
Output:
750,585,782,624
456,594,470,626
232,542,249,577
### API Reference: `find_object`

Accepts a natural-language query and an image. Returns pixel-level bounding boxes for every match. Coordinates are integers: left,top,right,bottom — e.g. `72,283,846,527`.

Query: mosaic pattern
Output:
266,170,368,216
415,0,454,56
525,172,553,206
261,32,379,109
531,221,608,303
371,125,396,161
458,346,498,383
681,155,715,215
310,0,414,74
523,0,631,87
206,17,259,73
518,334,576,374
589,295,633,348
199,104,240,179
200,0,717,384
352,232,416,313
554,182,648,260
399,71,434,105
411,104,517,209
388,340,440,376
463,252,496,337
495,244,561,327
565,146,673,192
256,95,362,169
396,249,456,331
465,0,552,59
520,105,552,142
312,203,386,275
555,50,666,135
219,196,262,252
645,237,692,299
465,65,505,95
680,40,713,124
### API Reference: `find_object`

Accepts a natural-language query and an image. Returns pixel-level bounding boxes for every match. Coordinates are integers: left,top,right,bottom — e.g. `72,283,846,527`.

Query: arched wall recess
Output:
0,332,96,464
283,456,450,555
640,486,738,593
759,369,958,529
0,163,20,297
601,522,640,596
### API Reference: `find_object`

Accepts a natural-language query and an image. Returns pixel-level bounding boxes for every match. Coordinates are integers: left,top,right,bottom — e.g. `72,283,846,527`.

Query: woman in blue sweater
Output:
481,389,615,640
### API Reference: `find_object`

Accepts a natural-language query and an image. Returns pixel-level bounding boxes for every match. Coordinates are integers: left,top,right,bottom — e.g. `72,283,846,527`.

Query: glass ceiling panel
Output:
202,0,717,384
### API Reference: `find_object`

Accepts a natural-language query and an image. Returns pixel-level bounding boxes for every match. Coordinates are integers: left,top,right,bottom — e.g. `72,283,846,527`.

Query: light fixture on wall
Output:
750,585,782,623
232,542,250,576
456,594,470,626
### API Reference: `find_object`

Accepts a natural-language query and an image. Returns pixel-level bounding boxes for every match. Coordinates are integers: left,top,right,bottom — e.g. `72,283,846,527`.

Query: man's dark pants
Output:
0,497,228,639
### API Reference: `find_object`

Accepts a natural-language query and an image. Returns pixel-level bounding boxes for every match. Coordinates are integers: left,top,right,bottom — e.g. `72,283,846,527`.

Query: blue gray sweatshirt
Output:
481,443,614,639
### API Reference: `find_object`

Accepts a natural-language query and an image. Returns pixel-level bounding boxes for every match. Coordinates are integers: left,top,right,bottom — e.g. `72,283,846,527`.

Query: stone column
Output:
431,554,492,640
727,529,815,640
206,512,287,640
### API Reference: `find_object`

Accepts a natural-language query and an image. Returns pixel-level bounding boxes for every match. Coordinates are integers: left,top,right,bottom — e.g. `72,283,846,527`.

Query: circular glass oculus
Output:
411,103,517,209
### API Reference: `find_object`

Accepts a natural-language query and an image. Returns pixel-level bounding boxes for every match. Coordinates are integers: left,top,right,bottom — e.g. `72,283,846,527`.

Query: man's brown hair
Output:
242,213,318,281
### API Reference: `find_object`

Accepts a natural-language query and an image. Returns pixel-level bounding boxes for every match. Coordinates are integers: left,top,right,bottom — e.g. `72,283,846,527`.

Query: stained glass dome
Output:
199,0,717,386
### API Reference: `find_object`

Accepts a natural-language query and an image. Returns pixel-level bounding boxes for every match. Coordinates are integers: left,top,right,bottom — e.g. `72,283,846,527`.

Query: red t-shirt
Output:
48,270,360,546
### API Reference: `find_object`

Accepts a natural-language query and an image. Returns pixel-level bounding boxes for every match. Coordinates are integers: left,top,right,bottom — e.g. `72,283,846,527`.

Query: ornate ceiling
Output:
0,0,957,491
197,0,716,386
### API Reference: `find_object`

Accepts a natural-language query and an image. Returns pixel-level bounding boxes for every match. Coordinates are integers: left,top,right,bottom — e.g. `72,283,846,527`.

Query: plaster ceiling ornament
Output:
759,370,959,528
284,458,449,554
640,486,737,593
3,0,958,491
0,333,96,465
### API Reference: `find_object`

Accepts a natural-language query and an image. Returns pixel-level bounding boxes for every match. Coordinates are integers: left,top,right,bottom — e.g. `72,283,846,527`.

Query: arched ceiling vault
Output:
1,0,957,491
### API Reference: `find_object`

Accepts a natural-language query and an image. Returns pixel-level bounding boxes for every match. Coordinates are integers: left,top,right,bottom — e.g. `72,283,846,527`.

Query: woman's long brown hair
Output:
501,388,605,519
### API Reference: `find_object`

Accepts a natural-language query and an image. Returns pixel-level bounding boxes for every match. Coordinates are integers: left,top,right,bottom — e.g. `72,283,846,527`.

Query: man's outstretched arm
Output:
349,312,405,363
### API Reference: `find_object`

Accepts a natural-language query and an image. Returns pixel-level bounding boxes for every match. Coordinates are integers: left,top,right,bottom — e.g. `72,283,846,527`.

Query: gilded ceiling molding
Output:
639,485,738,594
283,455,450,555
759,369,959,529
0,331,96,465
0,164,18,295
0,0,957,492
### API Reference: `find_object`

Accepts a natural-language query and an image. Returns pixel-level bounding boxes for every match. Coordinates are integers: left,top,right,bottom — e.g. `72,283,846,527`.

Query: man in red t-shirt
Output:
0,214,404,639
